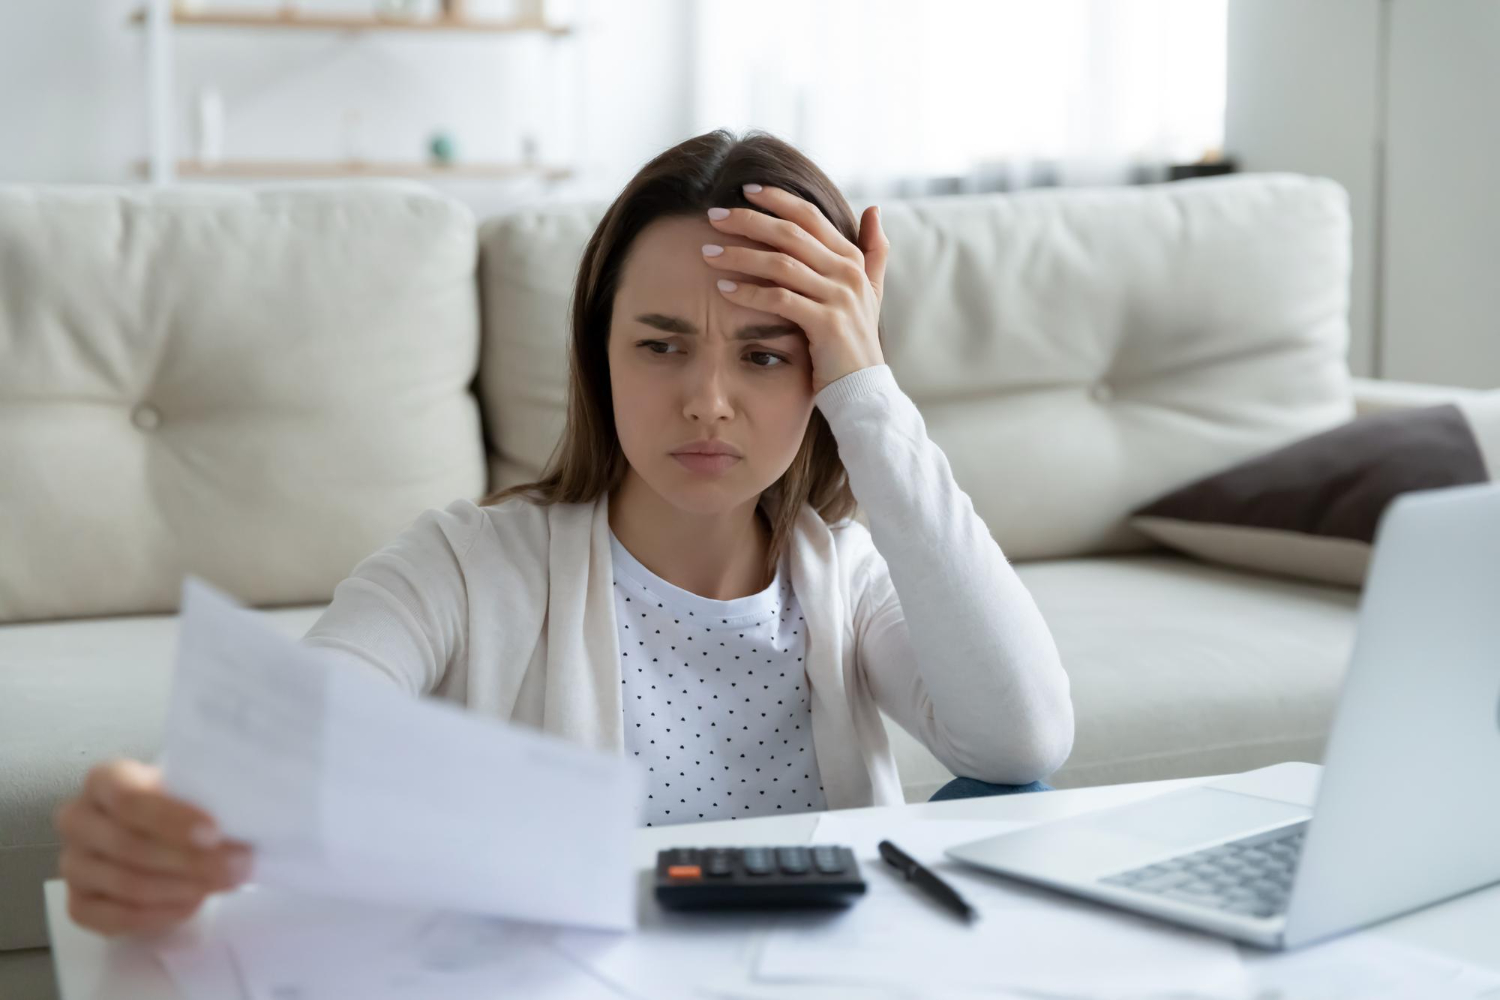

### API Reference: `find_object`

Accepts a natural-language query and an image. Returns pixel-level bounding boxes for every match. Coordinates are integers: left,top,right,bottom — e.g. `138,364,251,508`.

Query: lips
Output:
671,440,742,475
670,440,742,458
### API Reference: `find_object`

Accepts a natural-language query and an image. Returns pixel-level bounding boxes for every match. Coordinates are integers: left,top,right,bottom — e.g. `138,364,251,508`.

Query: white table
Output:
43,767,1500,999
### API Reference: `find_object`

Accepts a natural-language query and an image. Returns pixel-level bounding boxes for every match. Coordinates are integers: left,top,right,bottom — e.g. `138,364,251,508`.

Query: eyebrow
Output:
633,313,802,341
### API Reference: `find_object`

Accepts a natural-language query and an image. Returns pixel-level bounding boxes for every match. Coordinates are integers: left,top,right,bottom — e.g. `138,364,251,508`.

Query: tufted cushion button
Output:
130,402,162,431
1089,381,1114,403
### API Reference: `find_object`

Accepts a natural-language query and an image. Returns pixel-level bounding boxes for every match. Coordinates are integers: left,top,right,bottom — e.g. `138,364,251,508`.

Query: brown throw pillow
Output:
1128,396,1500,587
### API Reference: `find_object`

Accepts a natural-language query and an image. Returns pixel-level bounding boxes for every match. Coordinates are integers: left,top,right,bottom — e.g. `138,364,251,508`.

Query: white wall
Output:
0,0,697,214
1227,0,1500,388
1225,0,1383,379
1381,0,1500,388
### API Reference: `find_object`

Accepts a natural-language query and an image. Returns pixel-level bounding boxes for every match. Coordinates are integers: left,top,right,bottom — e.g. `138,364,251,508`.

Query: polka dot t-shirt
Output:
611,529,827,827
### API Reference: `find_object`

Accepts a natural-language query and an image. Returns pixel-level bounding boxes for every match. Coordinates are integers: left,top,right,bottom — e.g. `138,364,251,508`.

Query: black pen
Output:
878,839,978,923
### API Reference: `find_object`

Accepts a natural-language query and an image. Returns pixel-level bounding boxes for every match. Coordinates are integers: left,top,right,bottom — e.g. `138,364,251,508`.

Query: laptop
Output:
945,479,1500,950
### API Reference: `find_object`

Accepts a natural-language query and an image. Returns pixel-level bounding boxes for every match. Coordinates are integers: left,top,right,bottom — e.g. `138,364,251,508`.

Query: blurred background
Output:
4,9,1500,995
5,0,1492,387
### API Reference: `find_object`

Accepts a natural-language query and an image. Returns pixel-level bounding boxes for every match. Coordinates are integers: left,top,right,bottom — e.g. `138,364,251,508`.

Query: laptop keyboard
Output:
1098,822,1308,919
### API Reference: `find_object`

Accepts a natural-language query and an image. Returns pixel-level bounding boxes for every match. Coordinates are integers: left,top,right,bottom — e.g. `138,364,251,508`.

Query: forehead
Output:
614,214,774,308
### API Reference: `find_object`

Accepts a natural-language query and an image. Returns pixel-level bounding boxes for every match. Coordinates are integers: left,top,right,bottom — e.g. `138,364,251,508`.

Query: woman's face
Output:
607,214,815,516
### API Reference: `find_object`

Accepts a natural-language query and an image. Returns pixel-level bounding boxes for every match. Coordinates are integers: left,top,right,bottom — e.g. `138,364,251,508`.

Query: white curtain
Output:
688,0,1227,198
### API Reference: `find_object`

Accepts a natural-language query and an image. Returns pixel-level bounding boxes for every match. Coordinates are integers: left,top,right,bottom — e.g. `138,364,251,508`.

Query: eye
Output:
746,351,788,369
637,339,787,369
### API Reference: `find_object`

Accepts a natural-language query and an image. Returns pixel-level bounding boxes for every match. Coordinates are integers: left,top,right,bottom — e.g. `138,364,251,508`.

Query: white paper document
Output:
1236,933,1500,1000
752,811,1252,998
159,576,647,932
743,813,1500,1000
146,583,1500,999
156,886,628,1000
227,888,624,1000
150,809,1500,1000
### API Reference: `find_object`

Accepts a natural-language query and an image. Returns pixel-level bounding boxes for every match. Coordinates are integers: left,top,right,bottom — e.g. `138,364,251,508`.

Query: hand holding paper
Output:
159,576,647,931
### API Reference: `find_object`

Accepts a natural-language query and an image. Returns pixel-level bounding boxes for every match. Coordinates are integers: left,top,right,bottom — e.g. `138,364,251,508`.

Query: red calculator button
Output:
666,865,702,879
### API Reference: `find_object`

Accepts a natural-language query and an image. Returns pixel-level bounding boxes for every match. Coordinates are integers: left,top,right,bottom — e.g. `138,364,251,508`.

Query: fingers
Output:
54,795,250,889
56,760,254,938
859,204,890,299
708,198,854,280
739,183,865,265
57,847,211,908
84,759,221,850
713,278,821,333
65,882,204,939
702,243,839,304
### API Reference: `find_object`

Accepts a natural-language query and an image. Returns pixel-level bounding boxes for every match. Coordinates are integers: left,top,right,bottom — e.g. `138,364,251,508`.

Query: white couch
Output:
1,174,1484,990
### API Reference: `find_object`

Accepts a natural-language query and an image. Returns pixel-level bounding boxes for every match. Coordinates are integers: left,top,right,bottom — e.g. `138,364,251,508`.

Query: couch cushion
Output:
1129,395,1500,587
884,553,1359,801
477,173,1356,561
0,605,328,950
0,182,487,624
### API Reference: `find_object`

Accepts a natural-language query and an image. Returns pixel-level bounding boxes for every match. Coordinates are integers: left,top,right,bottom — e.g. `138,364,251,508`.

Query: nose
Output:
681,355,735,424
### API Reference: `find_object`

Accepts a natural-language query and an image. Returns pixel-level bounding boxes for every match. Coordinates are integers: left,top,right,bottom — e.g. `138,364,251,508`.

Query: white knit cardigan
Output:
303,364,1075,810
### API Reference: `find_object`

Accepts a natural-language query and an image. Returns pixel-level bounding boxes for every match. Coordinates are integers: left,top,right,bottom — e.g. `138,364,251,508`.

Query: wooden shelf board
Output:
138,159,573,180
129,8,571,35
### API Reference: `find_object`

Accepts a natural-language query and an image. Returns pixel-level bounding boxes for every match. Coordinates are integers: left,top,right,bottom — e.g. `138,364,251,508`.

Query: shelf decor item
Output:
428,130,457,166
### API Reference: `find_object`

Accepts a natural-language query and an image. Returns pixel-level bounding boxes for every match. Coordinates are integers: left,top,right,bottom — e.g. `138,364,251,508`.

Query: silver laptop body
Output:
945,480,1500,950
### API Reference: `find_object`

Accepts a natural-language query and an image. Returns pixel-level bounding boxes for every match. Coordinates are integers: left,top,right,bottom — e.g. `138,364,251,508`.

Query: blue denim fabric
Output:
928,777,1054,801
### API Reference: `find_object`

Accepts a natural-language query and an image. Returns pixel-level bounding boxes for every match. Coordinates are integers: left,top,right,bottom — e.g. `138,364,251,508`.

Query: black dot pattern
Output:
611,530,825,828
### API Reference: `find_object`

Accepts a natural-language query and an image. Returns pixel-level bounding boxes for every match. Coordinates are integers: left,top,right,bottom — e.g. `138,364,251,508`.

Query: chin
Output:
652,467,764,517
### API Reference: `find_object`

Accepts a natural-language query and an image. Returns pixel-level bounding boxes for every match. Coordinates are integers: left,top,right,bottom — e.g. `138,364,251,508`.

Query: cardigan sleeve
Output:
300,497,485,698
815,364,1075,785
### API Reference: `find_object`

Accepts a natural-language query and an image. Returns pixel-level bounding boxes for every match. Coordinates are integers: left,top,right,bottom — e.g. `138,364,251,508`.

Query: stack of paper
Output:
725,813,1500,1000
153,815,1500,1000
160,887,624,1000
147,579,1500,999
748,813,1250,998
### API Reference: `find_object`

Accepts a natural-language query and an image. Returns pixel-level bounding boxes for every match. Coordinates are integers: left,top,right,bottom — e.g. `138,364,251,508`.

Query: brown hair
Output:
480,128,872,582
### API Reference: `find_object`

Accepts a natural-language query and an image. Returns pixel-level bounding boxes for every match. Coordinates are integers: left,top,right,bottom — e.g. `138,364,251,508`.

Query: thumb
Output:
859,204,889,300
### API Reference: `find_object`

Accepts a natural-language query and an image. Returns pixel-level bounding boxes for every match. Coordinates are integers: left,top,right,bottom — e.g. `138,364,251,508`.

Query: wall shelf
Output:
131,0,575,186
127,7,572,36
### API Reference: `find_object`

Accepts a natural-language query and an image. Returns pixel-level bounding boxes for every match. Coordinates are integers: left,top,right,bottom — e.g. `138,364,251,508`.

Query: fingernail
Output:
227,851,253,884
743,183,763,194
707,207,730,220
716,279,737,292
189,822,220,848
701,243,723,257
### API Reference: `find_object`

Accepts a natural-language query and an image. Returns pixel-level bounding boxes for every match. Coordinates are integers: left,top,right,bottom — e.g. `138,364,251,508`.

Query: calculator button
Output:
812,848,846,874
776,847,811,874
742,850,774,876
666,865,702,879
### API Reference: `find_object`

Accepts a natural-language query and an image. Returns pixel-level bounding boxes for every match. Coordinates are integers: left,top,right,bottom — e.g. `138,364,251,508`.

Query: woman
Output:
52,129,1074,936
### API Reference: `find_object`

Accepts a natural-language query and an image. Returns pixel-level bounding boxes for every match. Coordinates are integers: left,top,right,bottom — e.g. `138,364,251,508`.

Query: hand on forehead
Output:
618,216,790,332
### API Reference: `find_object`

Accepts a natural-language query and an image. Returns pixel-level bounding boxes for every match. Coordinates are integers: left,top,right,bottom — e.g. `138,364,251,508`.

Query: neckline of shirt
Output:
608,528,787,623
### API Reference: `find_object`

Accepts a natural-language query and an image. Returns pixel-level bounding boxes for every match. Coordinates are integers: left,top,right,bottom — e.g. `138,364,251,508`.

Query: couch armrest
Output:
1351,376,1492,418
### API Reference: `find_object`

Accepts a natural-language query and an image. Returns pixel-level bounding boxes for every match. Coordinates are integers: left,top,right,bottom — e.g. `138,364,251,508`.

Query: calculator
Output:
653,845,867,910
